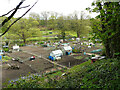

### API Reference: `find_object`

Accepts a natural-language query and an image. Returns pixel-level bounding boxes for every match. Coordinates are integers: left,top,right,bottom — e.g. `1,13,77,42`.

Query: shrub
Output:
101,48,106,56
72,49,81,53
19,43,25,47
3,48,9,52
91,54,95,57
6,58,120,89
114,52,120,58
37,42,44,45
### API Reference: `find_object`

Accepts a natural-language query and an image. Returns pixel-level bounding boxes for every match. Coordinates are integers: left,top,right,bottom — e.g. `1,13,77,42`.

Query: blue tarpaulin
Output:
0,55,2,60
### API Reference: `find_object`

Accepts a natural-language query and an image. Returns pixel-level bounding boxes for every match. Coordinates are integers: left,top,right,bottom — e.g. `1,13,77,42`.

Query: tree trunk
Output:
104,39,111,58
77,30,80,38
22,33,26,44
62,31,65,41
23,38,26,44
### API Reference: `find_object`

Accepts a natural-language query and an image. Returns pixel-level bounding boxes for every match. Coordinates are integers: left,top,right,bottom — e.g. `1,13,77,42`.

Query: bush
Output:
19,43,25,47
101,48,106,56
114,52,120,58
72,49,81,53
6,58,120,89
91,54,95,57
37,42,44,45
3,48,9,52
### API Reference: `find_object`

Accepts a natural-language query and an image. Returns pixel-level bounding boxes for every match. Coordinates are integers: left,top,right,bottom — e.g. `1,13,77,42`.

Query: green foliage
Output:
6,58,120,89
114,52,120,58
8,18,41,44
37,41,44,45
3,48,9,52
19,43,25,47
2,56,12,62
87,1,120,58
91,54,95,57
72,48,81,53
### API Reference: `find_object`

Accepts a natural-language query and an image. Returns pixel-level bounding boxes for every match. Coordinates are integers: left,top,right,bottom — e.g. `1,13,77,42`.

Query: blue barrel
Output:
51,57,54,61
51,57,56,61
49,56,51,60
68,52,71,55
72,47,74,49
84,52,86,55
0,55,2,60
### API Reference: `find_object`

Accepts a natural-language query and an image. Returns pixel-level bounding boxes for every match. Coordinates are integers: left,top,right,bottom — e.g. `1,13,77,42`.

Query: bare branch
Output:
0,0,38,37
2,0,25,26
0,5,30,17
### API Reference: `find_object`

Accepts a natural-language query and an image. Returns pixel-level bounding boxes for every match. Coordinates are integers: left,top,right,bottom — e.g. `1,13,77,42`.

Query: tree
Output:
0,0,38,37
10,18,40,44
56,16,70,41
48,12,58,30
29,12,41,27
70,11,91,38
87,0,120,58
40,11,50,27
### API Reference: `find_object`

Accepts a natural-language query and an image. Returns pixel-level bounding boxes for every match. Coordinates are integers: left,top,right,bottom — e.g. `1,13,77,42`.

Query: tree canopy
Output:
87,0,120,58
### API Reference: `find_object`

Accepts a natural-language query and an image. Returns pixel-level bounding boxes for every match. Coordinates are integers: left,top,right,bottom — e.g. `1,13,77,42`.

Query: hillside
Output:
6,58,120,89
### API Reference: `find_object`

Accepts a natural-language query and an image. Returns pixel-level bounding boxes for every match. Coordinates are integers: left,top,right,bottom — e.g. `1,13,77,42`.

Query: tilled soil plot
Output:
20,46,90,67
24,58,54,73
20,46,52,57
3,50,54,85
2,61,36,85
56,55,89,67
8,51,32,61
7,51,54,73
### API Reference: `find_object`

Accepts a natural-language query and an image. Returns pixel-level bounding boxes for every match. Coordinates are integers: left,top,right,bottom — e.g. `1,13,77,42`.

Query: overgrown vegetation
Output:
2,56,12,63
6,58,120,88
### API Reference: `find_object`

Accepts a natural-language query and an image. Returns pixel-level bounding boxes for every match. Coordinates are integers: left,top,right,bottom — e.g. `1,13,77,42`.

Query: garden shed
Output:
49,50,63,61
13,44,20,51
62,46,72,55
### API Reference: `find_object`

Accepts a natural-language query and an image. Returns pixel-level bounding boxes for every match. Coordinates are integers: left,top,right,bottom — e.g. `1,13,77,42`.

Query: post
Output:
69,62,70,68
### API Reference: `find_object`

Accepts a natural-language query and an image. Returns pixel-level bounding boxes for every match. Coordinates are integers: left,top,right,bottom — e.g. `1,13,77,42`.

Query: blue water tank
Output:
72,47,74,49
84,52,86,55
53,57,55,61
51,57,53,61
0,55,2,60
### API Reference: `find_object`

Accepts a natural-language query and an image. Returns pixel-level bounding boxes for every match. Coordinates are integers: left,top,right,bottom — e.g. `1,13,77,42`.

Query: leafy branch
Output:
0,0,38,37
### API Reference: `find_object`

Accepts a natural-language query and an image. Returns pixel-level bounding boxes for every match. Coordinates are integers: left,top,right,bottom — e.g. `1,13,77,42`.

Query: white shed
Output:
49,50,63,61
13,45,19,51
63,46,72,51
62,46,72,55
51,50,63,56
76,38,80,42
